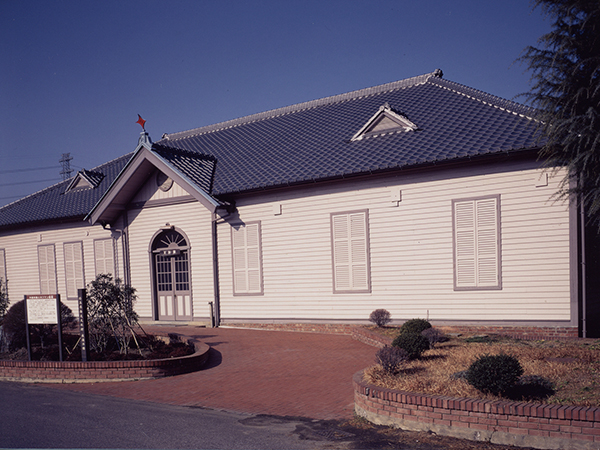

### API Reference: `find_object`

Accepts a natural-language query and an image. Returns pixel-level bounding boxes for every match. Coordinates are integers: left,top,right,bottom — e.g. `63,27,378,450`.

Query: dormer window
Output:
352,103,418,141
65,169,105,193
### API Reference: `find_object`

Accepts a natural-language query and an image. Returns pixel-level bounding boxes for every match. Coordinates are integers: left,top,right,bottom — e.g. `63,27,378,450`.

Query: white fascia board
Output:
86,145,220,225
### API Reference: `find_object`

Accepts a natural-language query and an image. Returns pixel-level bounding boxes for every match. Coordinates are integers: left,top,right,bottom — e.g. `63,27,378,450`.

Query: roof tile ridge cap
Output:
153,143,217,161
89,152,134,172
161,72,437,141
429,77,539,121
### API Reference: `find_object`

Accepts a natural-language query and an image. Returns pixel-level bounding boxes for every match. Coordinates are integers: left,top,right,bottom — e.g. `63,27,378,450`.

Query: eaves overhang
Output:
85,143,221,226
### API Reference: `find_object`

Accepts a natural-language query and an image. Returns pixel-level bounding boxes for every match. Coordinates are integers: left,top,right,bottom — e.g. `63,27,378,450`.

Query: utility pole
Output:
59,153,73,180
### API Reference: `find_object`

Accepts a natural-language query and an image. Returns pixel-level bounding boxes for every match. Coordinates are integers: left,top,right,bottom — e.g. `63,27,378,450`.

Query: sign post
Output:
24,294,63,362
77,289,89,362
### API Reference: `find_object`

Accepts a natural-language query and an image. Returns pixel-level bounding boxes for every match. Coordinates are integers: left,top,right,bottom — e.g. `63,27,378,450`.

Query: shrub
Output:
392,332,430,359
421,327,447,347
87,274,138,355
0,278,8,323
375,345,408,374
2,299,75,353
369,309,392,327
466,354,524,396
399,318,431,335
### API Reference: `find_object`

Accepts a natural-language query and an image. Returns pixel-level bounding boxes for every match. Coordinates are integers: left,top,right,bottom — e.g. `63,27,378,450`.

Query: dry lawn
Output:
364,332,600,407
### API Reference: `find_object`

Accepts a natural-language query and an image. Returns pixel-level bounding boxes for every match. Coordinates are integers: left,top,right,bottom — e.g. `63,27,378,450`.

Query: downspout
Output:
212,205,234,327
580,198,587,338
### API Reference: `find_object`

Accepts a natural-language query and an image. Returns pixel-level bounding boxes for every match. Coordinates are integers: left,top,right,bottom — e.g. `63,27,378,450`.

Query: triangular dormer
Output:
65,169,105,193
352,103,418,141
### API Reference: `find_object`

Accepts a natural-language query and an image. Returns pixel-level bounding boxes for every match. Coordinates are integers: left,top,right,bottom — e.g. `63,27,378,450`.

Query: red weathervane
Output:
136,114,147,130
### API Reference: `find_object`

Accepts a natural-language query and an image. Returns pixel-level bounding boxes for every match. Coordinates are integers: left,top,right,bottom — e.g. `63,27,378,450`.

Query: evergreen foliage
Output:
399,318,432,335
391,332,430,359
466,354,524,396
519,1,600,224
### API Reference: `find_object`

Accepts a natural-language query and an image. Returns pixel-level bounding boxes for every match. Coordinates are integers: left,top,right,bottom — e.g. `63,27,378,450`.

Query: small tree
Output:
369,309,392,327
87,274,138,355
0,278,9,323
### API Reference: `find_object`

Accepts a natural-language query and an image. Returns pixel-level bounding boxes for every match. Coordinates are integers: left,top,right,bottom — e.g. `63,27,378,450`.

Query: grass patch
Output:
364,333,600,407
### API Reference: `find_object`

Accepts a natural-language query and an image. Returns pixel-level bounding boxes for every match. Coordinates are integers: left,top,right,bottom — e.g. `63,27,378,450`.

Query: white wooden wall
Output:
126,176,214,320
0,222,122,314
217,160,572,324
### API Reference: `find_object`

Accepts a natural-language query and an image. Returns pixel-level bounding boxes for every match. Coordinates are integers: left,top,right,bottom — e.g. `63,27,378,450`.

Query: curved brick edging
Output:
353,371,600,450
0,342,210,383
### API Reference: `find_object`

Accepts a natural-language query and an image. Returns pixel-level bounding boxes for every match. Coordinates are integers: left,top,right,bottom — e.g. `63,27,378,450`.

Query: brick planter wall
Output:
354,370,600,450
0,342,210,383
223,322,579,341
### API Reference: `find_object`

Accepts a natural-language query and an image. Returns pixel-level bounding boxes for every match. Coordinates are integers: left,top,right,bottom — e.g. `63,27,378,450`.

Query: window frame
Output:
452,195,502,291
330,209,372,294
230,221,264,296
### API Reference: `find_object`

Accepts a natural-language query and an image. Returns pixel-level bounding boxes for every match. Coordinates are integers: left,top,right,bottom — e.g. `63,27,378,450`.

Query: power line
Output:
0,166,61,175
0,178,61,187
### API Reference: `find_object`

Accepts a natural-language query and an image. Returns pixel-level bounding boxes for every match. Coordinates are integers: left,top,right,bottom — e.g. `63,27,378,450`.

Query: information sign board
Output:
25,295,59,324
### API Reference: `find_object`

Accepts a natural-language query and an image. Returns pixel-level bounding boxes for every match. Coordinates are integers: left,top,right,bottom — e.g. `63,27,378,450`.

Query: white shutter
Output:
64,242,84,298
454,197,500,289
332,211,370,292
38,245,57,295
94,239,115,276
231,222,263,294
0,249,5,286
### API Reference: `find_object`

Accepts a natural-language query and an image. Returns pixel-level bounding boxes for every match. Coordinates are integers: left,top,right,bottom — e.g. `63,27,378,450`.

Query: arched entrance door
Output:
151,229,192,321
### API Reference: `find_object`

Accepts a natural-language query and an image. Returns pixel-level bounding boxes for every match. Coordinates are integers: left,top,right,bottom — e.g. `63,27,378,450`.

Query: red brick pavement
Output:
46,326,376,420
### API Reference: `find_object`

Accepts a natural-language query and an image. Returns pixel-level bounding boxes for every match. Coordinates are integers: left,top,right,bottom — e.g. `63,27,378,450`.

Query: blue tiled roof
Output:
0,154,131,229
157,72,541,196
0,71,542,229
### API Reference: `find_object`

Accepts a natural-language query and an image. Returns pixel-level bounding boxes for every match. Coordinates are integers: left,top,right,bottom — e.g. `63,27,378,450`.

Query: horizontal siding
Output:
0,222,121,314
127,201,214,320
218,161,572,323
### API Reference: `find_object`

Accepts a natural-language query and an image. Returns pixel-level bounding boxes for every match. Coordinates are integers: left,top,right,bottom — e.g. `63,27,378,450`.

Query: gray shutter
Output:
475,198,499,287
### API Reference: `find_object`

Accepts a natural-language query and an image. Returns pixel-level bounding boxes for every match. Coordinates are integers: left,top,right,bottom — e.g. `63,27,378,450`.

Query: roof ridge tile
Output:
160,72,438,142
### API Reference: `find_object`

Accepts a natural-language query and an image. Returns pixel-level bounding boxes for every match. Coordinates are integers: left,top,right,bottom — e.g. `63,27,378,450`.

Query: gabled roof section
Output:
351,103,418,141
157,70,542,196
65,169,105,193
86,141,222,226
0,154,131,230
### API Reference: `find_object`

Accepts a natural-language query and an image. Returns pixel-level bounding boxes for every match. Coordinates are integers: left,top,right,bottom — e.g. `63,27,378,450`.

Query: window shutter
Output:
232,222,263,294
454,197,500,289
332,211,370,292
64,242,84,298
38,245,57,295
94,239,115,276
0,249,5,285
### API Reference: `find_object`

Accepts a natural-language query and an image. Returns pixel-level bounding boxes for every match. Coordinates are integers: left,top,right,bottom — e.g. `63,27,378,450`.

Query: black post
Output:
77,289,89,362
24,296,31,362
56,294,63,362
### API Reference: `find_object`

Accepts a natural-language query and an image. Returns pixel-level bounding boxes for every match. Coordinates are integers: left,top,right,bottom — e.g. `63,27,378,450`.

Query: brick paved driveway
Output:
48,326,376,420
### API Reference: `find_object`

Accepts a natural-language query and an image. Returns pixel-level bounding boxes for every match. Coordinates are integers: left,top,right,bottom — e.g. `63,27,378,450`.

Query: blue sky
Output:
0,0,550,208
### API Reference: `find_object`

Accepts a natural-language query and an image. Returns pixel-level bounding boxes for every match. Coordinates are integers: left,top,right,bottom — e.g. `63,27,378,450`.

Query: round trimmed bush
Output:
466,354,524,396
391,332,430,359
399,318,431,335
